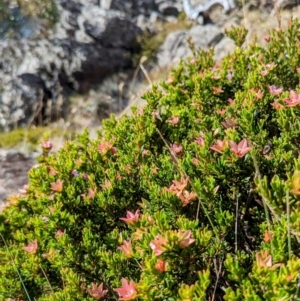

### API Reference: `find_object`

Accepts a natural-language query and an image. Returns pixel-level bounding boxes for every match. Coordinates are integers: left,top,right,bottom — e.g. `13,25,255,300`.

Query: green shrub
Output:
1,17,300,301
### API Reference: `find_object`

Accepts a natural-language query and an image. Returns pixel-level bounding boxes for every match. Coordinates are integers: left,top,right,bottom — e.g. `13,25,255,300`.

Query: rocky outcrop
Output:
157,24,234,68
0,150,37,211
183,0,236,21
0,1,141,130
1,0,299,131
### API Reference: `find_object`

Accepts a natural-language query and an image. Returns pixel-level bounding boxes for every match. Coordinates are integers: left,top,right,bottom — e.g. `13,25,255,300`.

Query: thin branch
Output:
293,274,300,301
40,264,54,293
234,189,239,253
286,190,291,259
212,257,224,301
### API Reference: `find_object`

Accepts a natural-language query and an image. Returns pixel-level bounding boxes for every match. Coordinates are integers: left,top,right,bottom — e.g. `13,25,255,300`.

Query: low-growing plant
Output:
1,16,300,301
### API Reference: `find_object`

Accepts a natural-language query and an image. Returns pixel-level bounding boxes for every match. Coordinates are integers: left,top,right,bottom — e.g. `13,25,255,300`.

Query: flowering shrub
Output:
1,17,300,301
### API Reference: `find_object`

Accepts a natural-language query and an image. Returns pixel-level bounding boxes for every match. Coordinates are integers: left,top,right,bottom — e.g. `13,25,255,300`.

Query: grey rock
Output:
110,0,156,17
154,0,183,15
0,4,141,130
271,0,299,14
157,24,224,68
0,150,36,211
157,1,180,15
100,0,113,9
213,36,236,62
183,0,236,21
81,6,142,49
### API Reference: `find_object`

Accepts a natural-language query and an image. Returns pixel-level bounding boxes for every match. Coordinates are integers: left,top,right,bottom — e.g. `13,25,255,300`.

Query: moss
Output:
0,126,75,151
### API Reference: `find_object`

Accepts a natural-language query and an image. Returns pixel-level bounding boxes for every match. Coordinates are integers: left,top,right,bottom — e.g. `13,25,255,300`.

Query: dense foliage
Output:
1,17,300,301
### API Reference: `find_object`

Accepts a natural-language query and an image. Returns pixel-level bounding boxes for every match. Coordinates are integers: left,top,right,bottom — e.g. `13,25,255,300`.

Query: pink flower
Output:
142,150,149,157
265,63,276,70
260,70,268,76
192,157,200,165
41,140,53,151
255,89,264,100
179,190,197,207
264,36,270,42
268,85,283,95
50,179,63,192
137,108,143,116
155,259,167,273
178,230,196,248
150,235,168,256
210,140,227,154
98,141,112,155
166,77,174,84
75,158,83,166
255,251,281,269
88,188,97,199
212,87,223,95
111,146,118,156
71,170,79,177
118,240,133,258
114,278,137,301
221,118,237,129
23,239,38,254
170,144,183,154
166,177,196,206
87,282,108,300
168,116,179,125
230,138,251,158
48,166,57,176
190,58,196,64
166,177,189,196
81,188,95,200
271,101,284,110
285,90,300,107
216,109,226,116
151,167,158,175
19,185,29,195
42,216,49,222
195,137,204,147
56,230,64,237
226,73,233,81
100,179,112,190
120,210,139,225
228,98,234,106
